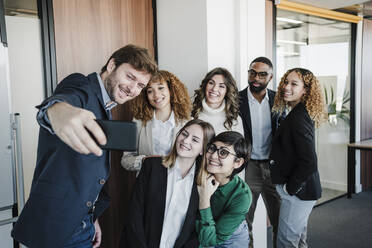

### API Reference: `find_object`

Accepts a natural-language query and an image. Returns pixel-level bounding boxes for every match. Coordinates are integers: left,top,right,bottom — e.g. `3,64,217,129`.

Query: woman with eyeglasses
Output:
121,70,191,172
196,131,252,247
192,67,244,136
270,68,327,248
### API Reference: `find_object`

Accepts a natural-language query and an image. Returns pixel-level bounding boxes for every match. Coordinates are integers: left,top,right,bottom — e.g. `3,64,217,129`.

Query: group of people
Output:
11,44,326,248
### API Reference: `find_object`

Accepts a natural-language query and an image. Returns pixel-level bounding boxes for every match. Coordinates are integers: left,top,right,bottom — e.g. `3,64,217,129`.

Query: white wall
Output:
157,0,208,97
206,0,236,74
6,15,44,199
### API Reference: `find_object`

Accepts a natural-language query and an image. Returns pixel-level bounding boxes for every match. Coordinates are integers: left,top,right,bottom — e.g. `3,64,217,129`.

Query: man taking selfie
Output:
12,44,157,248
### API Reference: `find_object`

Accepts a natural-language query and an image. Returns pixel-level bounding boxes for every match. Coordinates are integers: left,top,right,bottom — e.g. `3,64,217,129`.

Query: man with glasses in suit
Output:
239,57,281,248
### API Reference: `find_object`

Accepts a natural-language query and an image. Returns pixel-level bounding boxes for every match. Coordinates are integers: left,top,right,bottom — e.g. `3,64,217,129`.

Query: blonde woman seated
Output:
192,67,244,136
121,70,191,172
121,119,215,247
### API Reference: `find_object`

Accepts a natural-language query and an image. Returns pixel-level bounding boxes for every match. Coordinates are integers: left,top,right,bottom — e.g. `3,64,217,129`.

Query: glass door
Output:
276,9,351,204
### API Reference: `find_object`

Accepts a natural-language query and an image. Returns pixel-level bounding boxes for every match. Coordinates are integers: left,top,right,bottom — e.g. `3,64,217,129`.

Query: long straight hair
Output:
162,119,215,169
192,67,240,130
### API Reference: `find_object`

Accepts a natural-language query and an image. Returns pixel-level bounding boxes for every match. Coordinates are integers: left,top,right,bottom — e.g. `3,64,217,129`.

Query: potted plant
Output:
324,85,350,125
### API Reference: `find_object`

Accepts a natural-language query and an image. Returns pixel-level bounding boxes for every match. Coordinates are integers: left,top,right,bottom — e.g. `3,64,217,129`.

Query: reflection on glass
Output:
276,10,351,204
4,0,38,17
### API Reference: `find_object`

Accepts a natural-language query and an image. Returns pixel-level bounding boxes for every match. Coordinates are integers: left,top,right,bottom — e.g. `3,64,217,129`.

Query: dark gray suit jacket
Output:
239,87,276,143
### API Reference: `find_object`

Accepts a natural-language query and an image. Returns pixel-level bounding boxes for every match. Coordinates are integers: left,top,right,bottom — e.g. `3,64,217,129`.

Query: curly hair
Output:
192,67,240,130
131,70,191,125
272,68,327,127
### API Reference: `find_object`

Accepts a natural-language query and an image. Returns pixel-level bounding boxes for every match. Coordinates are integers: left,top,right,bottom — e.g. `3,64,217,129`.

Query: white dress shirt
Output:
152,111,176,155
159,159,196,248
247,87,272,160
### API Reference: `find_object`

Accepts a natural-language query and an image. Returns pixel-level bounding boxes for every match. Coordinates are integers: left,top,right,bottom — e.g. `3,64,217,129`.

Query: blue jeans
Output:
276,185,315,248
214,220,250,248
63,213,95,248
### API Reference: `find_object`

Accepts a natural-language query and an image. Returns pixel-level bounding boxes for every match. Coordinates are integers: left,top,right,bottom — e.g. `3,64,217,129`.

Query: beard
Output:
248,80,267,93
104,73,117,101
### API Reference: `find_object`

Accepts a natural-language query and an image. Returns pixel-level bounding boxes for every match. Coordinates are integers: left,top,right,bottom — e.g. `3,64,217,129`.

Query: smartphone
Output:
95,119,138,151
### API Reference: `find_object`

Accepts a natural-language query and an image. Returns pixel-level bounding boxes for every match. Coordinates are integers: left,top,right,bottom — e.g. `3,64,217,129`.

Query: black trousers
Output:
245,160,281,248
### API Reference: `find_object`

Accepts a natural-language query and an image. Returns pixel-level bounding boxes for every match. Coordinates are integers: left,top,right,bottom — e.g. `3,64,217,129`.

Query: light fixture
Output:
277,39,307,45
277,17,303,24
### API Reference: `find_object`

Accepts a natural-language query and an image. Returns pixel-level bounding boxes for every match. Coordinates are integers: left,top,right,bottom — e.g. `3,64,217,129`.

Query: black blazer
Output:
120,157,199,248
269,102,321,201
239,87,277,142
12,73,111,248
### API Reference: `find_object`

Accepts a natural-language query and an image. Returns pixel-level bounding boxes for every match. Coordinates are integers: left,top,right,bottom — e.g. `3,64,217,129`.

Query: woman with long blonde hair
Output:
269,68,327,248
121,119,215,247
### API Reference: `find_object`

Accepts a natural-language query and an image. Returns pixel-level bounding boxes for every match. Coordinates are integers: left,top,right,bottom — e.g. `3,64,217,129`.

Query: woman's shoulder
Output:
231,176,252,205
289,103,314,129
141,156,165,172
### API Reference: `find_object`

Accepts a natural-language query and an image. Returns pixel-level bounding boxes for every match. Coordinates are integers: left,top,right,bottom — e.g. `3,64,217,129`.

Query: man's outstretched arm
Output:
47,102,107,156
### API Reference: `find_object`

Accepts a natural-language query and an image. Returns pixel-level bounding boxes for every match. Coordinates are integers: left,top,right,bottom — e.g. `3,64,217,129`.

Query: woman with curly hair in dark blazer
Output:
121,70,191,172
192,67,244,136
270,68,327,248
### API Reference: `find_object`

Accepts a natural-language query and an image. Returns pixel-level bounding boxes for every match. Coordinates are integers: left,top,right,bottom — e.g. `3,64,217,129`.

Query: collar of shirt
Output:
169,158,196,181
152,110,176,128
96,72,117,110
202,98,226,114
216,175,239,197
247,86,269,104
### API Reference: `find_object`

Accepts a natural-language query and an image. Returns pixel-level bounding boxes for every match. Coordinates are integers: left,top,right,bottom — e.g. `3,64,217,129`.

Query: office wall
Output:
6,15,44,199
157,0,208,96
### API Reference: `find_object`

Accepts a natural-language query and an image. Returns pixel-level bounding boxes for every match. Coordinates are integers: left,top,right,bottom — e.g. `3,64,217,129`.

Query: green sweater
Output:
196,175,252,247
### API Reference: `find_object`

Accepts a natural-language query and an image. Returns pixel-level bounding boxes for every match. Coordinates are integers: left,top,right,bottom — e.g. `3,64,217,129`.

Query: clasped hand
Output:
197,173,219,209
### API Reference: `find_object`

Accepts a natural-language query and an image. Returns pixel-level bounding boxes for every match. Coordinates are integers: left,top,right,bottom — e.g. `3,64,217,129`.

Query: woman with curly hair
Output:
269,68,327,248
192,67,244,136
121,70,191,172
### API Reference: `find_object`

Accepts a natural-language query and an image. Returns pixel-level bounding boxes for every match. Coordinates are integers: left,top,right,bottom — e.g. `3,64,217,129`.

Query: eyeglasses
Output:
207,144,237,159
248,69,269,79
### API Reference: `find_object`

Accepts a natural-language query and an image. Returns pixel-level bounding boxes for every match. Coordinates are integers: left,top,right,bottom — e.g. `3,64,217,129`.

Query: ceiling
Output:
4,0,372,19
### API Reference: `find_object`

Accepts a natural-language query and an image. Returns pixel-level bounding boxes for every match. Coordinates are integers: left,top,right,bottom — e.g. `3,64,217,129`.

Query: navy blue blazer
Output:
12,73,111,248
120,157,199,248
239,87,276,143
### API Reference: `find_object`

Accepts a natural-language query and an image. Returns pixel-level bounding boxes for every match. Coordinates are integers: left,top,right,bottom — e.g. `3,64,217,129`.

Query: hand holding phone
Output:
95,120,138,151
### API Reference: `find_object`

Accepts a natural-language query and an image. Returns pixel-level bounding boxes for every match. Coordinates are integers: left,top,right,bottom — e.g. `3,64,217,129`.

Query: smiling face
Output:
205,74,227,109
146,81,171,111
206,141,243,179
104,60,152,104
282,71,306,107
248,62,273,93
176,124,204,159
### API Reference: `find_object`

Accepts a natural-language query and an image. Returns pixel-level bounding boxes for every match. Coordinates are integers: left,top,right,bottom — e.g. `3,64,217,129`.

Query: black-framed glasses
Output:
207,143,237,159
248,69,269,79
